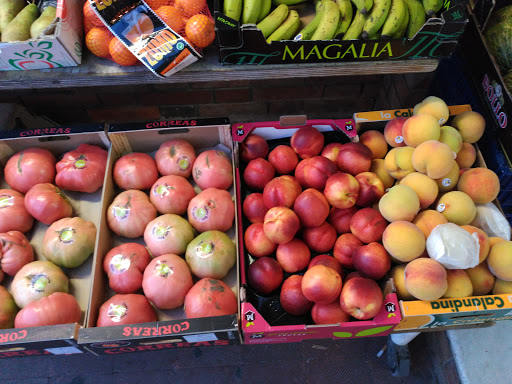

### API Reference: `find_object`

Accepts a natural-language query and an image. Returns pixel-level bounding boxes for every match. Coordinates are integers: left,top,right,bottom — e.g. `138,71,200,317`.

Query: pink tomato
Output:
24,183,73,225
0,286,17,329
192,149,233,190
0,189,34,233
0,231,34,276
113,152,159,190
14,292,81,328
4,148,56,194
150,175,196,215
184,278,237,318
96,294,157,327
155,139,196,178
143,214,195,257
187,188,235,233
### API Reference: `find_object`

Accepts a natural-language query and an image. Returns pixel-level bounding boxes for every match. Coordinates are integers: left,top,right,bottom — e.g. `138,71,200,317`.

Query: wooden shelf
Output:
0,48,440,90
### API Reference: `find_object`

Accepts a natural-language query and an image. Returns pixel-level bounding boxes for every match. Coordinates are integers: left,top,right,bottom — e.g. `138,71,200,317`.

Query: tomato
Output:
103,243,151,294
155,139,196,179
187,188,235,233
0,231,34,276
42,217,97,269
184,278,237,319
144,214,195,257
0,286,18,329
0,189,34,234
24,183,73,225
11,260,69,308
150,175,196,215
142,254,193,309
4,148,56,194
192,149,233,190
55,144,108,193
113,152,159,191
96,294,157,327
14,292,81,328
107,190,157,239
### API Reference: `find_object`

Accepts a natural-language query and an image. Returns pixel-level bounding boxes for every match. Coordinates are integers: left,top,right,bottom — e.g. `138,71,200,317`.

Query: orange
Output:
185,14,215,48
83,1,104,27
86,27,113,58
175,0,207,17
109,38,138,66
146,0,172,9
155,5,185,33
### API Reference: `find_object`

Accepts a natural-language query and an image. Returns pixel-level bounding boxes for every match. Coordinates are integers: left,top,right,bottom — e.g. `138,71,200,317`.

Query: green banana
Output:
267,9,300,42
295,0,325,40
422,0,442,17
342,9,367,40
242,0,261,24
391,1,409,38
257,0,272,22
368,30,381,39
334,0,353,38
403,0,425,38
257,4,289,39
311,0,340,40
361,0,391,39
381,0,406,38
350,0,373,15
223,0,243,21
272,0,307,5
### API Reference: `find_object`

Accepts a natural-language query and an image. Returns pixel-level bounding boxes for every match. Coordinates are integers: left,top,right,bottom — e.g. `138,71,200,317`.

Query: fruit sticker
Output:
0,194,14,209
30,274,50,293
395,135,404,144
108,302,128,322
437,203,446,212
110,254,131,274
442,178,451,187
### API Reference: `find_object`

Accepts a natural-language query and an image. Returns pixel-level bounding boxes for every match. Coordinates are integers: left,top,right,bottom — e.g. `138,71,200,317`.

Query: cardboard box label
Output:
354,105,472,123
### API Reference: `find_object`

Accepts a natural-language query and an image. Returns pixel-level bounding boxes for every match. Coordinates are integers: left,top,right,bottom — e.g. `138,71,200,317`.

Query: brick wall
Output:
1,72,435,126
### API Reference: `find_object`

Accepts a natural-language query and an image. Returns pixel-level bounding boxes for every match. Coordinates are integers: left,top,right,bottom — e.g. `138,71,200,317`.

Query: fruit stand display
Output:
0,125,109,358
78,118,241,355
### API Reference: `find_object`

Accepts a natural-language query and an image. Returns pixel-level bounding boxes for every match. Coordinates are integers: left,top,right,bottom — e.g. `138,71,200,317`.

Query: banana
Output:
368,30,381,39
257,4,289,38
334,0,353,38
361,0,391,39
295,0,326,40
422,0,442,17
381,0,406,38
342,9,368,40
391,1,409,38
403,0,425,38
311,0,340,40
267,10,301,42
257,0,273,22
351,0,373,14
272,0,307,5
224,0,243,21
242,0,261,24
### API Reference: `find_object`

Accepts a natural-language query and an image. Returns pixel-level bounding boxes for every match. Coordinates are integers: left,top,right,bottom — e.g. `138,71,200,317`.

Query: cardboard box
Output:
0,0,83,71
0,124,109,358
232,117,402,345
78,118,241,355
214,0,468,65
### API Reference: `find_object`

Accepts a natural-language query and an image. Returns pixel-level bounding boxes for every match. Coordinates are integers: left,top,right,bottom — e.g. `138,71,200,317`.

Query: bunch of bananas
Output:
223,0,443,42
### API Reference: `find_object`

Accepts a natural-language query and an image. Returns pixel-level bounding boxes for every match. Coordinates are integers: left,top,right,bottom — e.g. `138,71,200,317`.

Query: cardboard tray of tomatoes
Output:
77,118,242,355
232,117,401,345
0,125,110,358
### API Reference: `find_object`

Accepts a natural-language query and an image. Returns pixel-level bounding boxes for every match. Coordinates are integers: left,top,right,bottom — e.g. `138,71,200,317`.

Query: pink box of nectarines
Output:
232,116,402,345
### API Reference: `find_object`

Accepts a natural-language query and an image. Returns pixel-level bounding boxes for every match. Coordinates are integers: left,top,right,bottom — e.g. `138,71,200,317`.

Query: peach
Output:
370,159,395,189
456,142,476,169
412,210,448,238
382,221,426,262
333,233,363,269
404,258,448,300
489,237,506,247
276,238,311,273
336,142,372,176
328,206,358,234
438,126,463,154
399,172,439,209
280,275,313,316
390,264,414,301
340,277,383,320
350,207,388,244
293,189,330,228
295,158,312,188
290,127,325,159
384,146,415,180
413,96,450,125
243,158,275,191
311,301,350,325
443,269,473,298
268,145,299,175
240,134,269,163
383,117,408,148
308,255,343,276
402,114,441,147
436,191,476,225
243,193,268,224
451,111,486,143
465,262,495,295
244,223,278,258
248,257,283,295
303,156,338,190
302,222,337,253
487,241,512,281
435,161,460,193
492,278,512,294
461,225,490,263
263,176,301,209
359,130,388,159
378,185,420,222
302,265,342,304
323,173,360,209
263,207,301,245
352,242,391,280
458,167,500,204
321,143,344,163
412,140,454,179
355,172,385,207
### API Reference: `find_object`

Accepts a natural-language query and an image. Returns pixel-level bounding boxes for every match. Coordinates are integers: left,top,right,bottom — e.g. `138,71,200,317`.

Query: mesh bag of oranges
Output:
83,0,215,67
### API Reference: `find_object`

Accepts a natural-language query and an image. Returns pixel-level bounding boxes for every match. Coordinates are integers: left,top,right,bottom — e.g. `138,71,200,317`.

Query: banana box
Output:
213,0,468,65
0,0,83,71
353,105,512,332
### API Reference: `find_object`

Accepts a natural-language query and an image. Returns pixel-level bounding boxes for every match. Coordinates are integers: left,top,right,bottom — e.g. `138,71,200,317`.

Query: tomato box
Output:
353,105,512,332
77,118,241,355
0,124,109,358
232,117,402,345
213,0,467,65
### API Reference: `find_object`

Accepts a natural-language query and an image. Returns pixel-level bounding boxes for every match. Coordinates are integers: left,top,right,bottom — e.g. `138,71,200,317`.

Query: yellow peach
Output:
413,96,450,125
461,225,491,263
412,140,455,179
359,130,388,159
439,126,463,154
457,167,500,204
379,185,420,222
443,269,473,298
412,210,449,238
382,221,426,262
492,278,512,294
435,162,460,193
402,114,441,147
384,146,415,180
404,258,448,300
487,241,512,281
465,262,495,295
390,264,415,301
452,111,485,144
436,191,476,226
400,172,439,209
456,142,477,169
370,159,395,189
